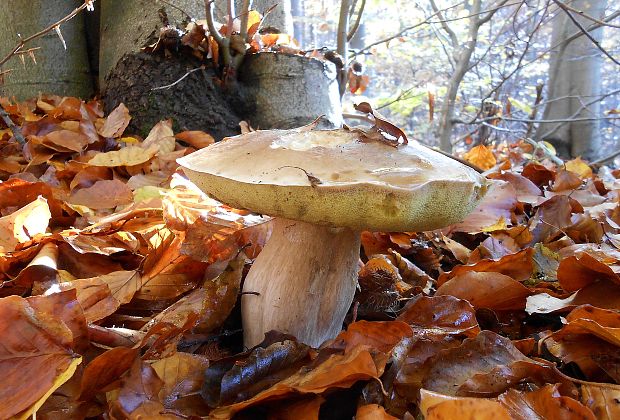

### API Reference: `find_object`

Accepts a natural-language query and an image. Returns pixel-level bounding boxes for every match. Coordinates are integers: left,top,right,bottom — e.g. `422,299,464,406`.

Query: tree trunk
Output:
238,52,342,129
253,0,294,34
99,0,243,139
535,0,607,159
0,0,94,100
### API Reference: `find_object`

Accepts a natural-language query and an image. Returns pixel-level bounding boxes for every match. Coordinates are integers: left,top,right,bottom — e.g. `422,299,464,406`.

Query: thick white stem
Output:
241,218,361,348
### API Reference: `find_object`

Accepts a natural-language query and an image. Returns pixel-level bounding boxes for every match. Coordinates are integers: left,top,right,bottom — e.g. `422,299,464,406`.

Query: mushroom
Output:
177,127,487,348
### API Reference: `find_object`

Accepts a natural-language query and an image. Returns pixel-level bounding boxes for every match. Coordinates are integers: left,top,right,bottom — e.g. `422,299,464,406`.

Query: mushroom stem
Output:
241,218,361,348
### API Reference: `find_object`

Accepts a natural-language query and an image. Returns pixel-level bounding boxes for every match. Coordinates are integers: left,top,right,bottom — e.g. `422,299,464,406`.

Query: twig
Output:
538,87,620,139
523,138,564,165
552,0,620,66
150,66,204,90
430,0,459,48
553,1,620,29
590,149,620,166
0,0,95,68
353,0,520,57
525,83,544,138
347,0,366,41
0,104,26,145
156,0,195,20
239,0,251,42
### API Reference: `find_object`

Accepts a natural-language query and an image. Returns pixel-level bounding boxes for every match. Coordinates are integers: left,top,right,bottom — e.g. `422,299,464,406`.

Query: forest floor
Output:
1,95,620,419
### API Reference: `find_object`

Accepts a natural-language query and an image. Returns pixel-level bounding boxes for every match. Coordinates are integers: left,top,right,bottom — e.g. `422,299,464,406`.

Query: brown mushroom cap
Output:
177,128,488,231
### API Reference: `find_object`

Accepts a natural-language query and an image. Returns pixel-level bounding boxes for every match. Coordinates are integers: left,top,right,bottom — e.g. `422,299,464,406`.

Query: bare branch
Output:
552,0,620,66
347,0,366,41
430,0,459,48
239,0,251,42
0,104,26,145
553,1,620,29
0,0,95,68
478,0,512,25
538,87,620,138
205,0,224,45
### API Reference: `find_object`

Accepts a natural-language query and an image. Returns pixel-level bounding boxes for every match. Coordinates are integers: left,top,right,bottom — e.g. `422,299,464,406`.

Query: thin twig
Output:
157,0,195,20
0,0,94,68
150,66,204,91
0,104,26,145
591,149,620,166
430,0,459,48
347,0,366,41
553,1,620,29
552,0,620,66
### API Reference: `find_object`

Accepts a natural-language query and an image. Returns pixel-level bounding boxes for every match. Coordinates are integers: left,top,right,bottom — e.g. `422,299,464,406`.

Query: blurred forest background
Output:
295,0,620,160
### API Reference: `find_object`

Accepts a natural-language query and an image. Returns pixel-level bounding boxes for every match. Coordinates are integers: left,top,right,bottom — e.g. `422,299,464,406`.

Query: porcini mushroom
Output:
177,127,487,348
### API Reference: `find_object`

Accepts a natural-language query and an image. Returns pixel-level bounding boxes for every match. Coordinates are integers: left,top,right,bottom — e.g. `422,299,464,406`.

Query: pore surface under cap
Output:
178,128,487,231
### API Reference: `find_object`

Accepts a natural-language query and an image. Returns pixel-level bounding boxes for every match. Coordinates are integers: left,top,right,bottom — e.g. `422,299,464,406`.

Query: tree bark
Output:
253,0,294,34
238,52,343,129
535,0,607,159
0,0,94,100
99,0,244,139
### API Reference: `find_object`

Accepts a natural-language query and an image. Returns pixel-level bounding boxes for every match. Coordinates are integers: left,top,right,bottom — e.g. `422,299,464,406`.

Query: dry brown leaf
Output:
580,382,620,419
397,295,481,337
499,384,595,419
0,291,84,419
438,248,534,286
151,352,210,416
437,271,532,310
448,180,518,233
98,103,130,138
142,120,176,154
210,345,380,419
108,359,181,419
141,254,244,333
0,196,51,252
40,129,90,152
565,157,593,179
68,179,133,209
356,403,399,419
79,346,139,401
87,145,158,167
175,130,215,149
558,252,619,292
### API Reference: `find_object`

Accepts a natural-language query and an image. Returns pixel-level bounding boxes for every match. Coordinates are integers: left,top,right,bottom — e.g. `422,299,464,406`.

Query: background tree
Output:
536,0,609,159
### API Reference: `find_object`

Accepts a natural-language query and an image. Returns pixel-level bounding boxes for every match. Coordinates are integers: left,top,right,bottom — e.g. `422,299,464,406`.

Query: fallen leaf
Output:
0,291,84,419
0,196,51,252
98,103,131,138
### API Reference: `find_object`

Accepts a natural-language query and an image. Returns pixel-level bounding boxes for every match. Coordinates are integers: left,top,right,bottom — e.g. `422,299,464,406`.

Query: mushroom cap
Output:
177,128,488,231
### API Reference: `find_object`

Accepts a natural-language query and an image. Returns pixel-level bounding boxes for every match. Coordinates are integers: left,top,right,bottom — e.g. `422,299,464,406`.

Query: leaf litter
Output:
2,97,620,418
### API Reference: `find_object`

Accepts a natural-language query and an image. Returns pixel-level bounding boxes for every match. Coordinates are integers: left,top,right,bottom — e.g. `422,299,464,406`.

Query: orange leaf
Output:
0,291,84,419
463,145,496,171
